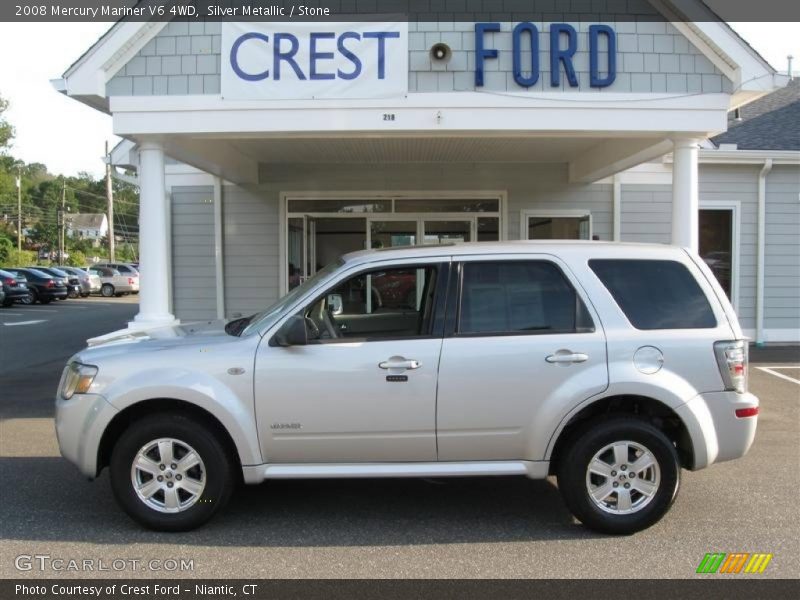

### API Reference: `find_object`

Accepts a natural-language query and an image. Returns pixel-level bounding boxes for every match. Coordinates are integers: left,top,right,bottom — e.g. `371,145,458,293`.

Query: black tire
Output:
101,283,114,298
29,289,39,304
557,417,680,535
110,412,235,532
68,289,79,299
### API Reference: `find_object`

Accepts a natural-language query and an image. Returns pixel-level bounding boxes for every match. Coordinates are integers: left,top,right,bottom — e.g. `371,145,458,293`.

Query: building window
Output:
521,210,592,240
699,208,734,300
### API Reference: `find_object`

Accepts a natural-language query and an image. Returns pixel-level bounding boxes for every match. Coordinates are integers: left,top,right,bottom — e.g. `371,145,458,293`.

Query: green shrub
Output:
66,250,87,267
0,248,36,268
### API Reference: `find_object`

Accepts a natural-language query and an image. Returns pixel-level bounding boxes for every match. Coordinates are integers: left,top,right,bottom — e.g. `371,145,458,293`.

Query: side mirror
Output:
271,315,308,347
327,293,343,316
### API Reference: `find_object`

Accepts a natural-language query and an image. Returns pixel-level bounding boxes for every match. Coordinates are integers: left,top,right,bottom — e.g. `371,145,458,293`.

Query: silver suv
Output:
55,242,758,534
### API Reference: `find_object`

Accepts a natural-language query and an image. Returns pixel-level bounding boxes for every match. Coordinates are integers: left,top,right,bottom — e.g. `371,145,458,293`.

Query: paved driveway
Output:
0,299,798,578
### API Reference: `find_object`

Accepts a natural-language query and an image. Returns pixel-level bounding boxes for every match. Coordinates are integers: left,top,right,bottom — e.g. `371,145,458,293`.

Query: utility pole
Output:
105,141,115,262
59,179,66,263
16,166,21,251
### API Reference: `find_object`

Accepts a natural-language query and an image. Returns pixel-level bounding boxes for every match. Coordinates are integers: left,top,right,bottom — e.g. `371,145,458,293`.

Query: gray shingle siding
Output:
764,166,800,331
107,4,730,97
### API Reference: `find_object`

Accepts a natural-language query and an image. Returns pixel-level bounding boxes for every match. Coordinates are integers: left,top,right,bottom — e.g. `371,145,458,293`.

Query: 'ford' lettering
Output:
475,22,617,89
230,31,401,82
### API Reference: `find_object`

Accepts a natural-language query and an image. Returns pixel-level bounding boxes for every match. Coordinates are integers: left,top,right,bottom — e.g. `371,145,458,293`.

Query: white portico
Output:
54,7,785,331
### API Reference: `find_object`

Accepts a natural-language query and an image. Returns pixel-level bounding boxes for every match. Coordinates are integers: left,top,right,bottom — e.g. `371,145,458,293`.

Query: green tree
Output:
0,93,13,152
0,233,12,263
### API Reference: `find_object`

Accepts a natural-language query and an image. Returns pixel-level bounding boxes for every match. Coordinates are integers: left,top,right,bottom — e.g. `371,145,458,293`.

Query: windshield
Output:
240,260,343,337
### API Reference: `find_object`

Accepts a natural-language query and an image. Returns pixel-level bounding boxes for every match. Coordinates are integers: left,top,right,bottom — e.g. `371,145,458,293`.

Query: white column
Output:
131,141,178,330
671,138,700,252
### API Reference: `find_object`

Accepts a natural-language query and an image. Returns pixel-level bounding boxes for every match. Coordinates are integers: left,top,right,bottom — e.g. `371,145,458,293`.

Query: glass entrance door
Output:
524,213,591,240
423,219,473,244
369,220,418,250
284,196,503,294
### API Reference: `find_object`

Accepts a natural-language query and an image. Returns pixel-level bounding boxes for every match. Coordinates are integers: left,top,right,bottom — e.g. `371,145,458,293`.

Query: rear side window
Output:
589,259,716,330
458,261,594,335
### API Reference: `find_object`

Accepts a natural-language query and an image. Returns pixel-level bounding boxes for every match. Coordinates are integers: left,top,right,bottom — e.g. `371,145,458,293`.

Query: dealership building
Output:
54,1,799,343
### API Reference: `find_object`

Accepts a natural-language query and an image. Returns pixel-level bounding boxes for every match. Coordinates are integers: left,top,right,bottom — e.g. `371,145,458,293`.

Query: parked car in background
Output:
88,266,139,297
94,263,140,294
0,269,31,307
32,267,81,299
56,242,757,534
58,266,100,297
4,268,67,304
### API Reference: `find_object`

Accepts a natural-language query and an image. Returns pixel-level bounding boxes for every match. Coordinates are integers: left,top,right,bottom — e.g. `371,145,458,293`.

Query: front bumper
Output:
677,391,759,470
55,392,119,479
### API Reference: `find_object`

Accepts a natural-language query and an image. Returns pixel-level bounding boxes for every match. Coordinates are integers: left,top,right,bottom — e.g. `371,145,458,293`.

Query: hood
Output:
79,320,241,362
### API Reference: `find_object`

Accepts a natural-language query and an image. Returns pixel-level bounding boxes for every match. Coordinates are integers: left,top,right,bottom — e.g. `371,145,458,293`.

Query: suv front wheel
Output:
557,418,680,535
110,412,235,531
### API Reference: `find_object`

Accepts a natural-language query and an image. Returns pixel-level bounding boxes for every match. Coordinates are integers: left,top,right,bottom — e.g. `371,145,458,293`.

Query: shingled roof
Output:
712,78,800,151
67,213,107,230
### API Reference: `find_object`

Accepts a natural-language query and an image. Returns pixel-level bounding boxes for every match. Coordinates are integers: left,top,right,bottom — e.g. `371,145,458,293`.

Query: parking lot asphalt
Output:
0,299,798,579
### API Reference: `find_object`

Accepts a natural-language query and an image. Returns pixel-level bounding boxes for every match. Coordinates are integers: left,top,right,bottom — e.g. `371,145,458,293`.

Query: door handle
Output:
545,351,589,364
379,357,421,370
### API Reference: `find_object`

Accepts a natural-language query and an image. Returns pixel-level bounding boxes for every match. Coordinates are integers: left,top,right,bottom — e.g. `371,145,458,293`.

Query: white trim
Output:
520,209,593,241
279,190,507,295
111,93,730,138
696,149,800,165
756,159,773,345
61,22,168,100
213,177,225,320
699,200,741,314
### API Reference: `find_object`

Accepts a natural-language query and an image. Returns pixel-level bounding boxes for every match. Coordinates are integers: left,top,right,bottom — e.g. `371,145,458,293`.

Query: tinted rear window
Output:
589,259,716,330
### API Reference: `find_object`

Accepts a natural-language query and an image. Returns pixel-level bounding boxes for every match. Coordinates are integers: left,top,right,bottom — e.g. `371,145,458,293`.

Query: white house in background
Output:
66,213,109,246
52,2,793,341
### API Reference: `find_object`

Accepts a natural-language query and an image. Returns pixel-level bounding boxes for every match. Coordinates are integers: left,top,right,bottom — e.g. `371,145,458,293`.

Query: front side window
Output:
458,261,594,335
589,259,717,330
303,265,439,342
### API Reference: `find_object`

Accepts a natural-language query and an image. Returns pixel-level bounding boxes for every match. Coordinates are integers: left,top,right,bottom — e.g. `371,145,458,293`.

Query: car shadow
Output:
0,457,606,546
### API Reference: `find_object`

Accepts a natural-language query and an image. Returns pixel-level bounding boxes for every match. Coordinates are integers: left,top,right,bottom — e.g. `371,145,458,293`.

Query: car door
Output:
436,255,608,461
254,259,449,463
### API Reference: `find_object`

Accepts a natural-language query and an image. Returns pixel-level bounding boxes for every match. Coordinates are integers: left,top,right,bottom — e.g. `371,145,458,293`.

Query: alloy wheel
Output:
130,438,206,514
585,440,661,515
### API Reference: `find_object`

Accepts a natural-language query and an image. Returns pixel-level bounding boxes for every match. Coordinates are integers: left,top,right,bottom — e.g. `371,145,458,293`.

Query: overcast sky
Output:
0,21,797,178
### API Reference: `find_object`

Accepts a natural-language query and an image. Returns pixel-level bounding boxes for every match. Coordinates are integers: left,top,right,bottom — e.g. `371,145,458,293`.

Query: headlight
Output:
61,362,98,400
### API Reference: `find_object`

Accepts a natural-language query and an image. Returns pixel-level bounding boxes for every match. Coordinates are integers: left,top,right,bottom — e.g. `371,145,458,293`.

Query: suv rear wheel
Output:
101,283,114,297
557,418,680,535
110,412,235,531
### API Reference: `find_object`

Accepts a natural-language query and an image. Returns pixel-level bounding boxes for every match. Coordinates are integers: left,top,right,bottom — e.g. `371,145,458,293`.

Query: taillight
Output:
128,277,135,285
4,278,13,286
735,407,759,419
714,340,748,394
46,280,55,288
